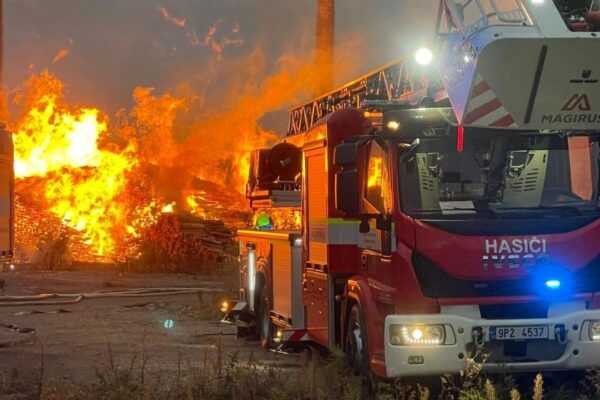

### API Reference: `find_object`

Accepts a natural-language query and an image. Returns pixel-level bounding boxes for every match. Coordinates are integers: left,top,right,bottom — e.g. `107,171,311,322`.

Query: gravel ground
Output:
0,271,303,396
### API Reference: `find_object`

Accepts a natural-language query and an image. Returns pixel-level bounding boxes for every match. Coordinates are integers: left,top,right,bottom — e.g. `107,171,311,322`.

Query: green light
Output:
163,319,174,329
256,214,272,228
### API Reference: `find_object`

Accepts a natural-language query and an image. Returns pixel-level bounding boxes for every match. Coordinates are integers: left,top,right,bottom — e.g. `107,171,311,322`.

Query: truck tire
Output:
345,303,370,376
258,290,273,349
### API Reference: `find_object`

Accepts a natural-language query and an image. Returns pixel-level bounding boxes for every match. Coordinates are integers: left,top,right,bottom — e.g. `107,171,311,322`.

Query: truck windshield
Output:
398,132,600,219
448,0,533,34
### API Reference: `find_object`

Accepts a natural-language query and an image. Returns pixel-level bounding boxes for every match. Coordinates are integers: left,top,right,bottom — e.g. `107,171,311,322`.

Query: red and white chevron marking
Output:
284,329,311,342
464,75,517,128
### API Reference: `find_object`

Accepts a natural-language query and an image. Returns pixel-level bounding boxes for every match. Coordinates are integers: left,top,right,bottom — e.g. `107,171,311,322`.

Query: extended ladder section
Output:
287,58,448,136
436,0,600,130
289,0,600,136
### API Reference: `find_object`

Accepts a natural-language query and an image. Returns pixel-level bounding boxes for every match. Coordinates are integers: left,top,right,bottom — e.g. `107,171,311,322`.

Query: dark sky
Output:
4,0,437,123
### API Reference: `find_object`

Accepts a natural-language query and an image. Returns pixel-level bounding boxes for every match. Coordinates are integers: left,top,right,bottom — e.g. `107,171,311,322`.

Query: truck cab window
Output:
365,142,392,214
399,131,600,218
449,0,531,33
553,0,600,32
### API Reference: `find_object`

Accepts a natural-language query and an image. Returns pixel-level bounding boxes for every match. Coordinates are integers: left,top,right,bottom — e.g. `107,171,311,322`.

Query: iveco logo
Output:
482,238,547,270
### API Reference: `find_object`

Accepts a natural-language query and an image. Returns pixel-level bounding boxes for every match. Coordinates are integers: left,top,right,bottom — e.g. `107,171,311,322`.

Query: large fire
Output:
11,71,251,262
14,94,135,256
10,31,355,263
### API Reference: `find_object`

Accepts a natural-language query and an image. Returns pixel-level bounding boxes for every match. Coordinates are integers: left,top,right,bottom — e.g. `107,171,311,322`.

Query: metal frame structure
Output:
287,59,446,136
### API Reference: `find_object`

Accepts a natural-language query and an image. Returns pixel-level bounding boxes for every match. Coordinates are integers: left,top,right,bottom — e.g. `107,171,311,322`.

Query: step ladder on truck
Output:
222,0,600,379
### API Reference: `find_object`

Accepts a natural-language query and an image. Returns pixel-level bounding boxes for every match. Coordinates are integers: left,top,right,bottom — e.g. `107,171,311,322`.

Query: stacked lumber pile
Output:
14,175,249,268
137,213,235,273
176,214,235,256
190,179,251,228
14,194,113,265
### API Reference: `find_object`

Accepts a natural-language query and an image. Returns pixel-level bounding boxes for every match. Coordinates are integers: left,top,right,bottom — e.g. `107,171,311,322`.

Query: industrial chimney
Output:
316,0,334,93
0,0,5,120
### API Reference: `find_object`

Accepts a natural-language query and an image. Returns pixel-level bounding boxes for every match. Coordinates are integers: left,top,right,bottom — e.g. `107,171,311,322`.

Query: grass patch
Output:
4,340,600,399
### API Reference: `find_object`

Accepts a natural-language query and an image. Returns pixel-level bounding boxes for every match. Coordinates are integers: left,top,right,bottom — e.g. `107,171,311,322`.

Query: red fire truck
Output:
223,0,600,378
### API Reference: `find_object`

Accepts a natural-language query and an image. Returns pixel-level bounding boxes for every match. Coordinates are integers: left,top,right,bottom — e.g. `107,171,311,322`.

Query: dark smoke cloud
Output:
4,0,437,120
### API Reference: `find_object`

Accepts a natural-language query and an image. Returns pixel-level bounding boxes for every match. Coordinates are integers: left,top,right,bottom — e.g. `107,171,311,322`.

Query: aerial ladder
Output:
288,0,600,136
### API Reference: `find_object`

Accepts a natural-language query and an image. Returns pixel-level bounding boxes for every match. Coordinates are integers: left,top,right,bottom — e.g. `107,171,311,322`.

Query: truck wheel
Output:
258,290,273,348
345,303,369,376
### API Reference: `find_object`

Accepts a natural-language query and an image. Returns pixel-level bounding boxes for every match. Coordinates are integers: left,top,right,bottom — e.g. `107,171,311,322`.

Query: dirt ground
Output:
0,270,303,396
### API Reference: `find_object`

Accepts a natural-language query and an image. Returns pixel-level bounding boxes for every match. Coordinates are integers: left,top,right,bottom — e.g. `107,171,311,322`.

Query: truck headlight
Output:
589,320,600,340
390,324,445,346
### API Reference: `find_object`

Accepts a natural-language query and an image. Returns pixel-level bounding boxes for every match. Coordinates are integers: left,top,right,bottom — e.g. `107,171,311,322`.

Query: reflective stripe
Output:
309,218,396,251
327,219,360,245
284,329,311,342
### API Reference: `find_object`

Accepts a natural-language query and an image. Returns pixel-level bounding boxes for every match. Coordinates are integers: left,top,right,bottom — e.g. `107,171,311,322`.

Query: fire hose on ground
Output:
0,287,222,306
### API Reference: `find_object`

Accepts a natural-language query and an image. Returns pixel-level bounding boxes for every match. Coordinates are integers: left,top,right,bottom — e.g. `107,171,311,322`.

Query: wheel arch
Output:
341,276,382,368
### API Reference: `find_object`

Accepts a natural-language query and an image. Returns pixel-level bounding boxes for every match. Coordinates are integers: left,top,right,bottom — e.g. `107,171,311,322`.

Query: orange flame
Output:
13,90,136,255
11,31,365,262
161,203,175,213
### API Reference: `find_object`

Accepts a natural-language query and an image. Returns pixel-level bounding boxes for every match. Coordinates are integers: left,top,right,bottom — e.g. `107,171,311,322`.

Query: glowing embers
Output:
389,324,445,346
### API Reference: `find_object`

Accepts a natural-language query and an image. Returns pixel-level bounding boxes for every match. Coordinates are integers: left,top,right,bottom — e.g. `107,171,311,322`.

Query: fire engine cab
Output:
223,0,600,378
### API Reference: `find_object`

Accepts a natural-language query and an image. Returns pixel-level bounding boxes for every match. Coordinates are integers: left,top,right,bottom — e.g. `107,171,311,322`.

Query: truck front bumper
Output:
384,309,600,377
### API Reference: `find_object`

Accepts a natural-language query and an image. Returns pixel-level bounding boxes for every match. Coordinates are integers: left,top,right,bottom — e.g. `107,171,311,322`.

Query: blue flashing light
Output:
545,280,561,290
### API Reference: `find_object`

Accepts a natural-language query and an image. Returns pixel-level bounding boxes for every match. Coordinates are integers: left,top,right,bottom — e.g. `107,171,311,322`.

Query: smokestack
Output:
0,0,5,121
316,0,334,93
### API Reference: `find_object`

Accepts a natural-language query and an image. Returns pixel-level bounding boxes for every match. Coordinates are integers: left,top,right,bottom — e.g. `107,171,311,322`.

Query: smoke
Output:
7,0,440,260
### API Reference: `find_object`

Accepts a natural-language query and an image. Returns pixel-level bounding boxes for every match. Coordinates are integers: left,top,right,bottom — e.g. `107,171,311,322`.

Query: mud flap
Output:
274,328,316,352
220,300,256,337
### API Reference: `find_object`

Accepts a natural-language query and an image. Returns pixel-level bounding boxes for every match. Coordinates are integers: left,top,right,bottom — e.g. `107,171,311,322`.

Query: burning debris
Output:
11,71,250,265
138,214,234,273
9,26,346,266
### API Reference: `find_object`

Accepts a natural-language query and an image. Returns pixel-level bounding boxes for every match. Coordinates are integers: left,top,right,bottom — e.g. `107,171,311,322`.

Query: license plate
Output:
489,325,549,340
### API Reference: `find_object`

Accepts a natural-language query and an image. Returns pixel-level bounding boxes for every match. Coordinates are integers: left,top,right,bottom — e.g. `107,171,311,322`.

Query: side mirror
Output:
334,142,359,167
335,169,360,215
334,141,361,216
